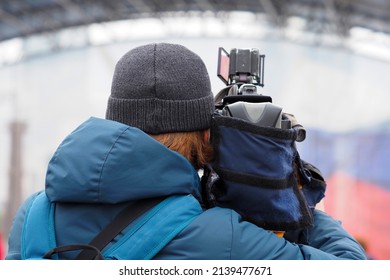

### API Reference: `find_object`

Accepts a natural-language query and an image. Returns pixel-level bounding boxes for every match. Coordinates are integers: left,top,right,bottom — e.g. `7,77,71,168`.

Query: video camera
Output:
215,47,305,141
201,47,321,235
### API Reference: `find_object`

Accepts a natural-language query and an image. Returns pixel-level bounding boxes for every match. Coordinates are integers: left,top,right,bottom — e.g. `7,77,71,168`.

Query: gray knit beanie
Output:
105,43,214,134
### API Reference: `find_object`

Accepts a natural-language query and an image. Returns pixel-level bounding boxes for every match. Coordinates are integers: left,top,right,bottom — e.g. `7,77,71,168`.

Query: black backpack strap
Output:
43,197,164,260
103,195,202,260
44,244,104,260
75,197,165,260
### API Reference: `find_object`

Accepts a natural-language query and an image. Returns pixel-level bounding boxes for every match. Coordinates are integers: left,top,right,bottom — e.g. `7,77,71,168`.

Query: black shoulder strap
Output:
43,197,165,260
76,197,165,260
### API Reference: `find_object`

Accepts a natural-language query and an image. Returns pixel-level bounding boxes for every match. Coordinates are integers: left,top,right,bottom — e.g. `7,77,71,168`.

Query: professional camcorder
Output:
201,47,326,238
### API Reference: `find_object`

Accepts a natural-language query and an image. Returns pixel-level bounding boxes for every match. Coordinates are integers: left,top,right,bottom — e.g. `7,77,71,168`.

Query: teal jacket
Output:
6,117,366,260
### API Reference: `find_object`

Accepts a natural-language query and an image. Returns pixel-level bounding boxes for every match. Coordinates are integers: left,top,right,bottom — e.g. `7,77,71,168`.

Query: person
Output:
6,42,366,260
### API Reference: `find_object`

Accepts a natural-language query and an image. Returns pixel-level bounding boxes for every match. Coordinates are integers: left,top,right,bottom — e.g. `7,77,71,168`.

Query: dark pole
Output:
3,121,26,240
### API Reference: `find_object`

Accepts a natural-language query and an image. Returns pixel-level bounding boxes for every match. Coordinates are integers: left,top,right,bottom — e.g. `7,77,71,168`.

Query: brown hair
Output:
151,130,213,170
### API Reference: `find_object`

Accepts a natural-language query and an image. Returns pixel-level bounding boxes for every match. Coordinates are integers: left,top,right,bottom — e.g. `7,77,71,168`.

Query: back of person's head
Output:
106,42,214,134
106,43,214,168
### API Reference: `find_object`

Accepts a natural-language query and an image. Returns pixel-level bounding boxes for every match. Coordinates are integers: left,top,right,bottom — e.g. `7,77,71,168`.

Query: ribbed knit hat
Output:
105,43,214,134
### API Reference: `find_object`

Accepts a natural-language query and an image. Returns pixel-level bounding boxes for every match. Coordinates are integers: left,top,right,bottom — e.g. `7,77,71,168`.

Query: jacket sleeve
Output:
5,192,40,260
302,209,367,259
231,209,367,260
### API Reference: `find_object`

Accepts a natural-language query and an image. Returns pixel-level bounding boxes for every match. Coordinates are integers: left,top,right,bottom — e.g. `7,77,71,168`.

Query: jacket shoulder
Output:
6,191,43,260
155,207,295,260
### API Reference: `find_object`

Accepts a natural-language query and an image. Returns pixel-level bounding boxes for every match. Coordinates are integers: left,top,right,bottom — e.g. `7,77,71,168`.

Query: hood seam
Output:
97,126,130,202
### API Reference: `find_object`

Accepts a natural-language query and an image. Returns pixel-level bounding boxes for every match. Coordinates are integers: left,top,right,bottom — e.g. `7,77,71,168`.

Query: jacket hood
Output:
45,117,202,203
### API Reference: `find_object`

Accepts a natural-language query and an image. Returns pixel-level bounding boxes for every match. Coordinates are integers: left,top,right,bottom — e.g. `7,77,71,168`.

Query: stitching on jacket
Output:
97,126,130,201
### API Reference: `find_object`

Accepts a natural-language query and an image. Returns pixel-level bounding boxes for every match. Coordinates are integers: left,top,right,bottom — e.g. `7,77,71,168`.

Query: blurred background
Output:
0,0,390,260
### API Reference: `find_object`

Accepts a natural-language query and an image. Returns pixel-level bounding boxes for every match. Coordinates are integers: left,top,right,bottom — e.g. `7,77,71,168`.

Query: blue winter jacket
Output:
6,117,366,260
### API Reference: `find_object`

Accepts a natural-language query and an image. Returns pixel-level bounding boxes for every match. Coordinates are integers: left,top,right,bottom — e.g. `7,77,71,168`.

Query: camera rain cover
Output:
207,114,313,231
